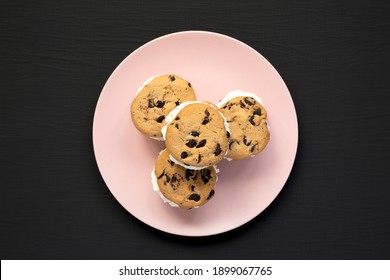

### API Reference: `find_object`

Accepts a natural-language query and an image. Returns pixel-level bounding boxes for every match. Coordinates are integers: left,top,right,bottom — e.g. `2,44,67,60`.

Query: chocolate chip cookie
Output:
152,149,217,209
218,90,270,160
162,101,230,169
130,74,196,139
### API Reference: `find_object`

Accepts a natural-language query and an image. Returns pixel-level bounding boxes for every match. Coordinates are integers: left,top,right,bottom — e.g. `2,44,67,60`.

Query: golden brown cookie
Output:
218,90,270,160
162,101,230,169
130,74,196,139
152,149,217,209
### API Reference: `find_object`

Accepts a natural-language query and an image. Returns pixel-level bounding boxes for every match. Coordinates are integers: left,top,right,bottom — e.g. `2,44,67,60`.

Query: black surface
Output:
1,0,390,259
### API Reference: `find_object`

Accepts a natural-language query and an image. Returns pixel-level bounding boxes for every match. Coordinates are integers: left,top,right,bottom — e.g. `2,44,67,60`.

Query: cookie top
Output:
130,74,196,139
152,149,218,209
218,90,270,160
162,101,230,169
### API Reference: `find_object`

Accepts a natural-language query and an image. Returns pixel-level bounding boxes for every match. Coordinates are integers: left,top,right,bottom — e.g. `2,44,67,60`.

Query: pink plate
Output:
93,31,298,236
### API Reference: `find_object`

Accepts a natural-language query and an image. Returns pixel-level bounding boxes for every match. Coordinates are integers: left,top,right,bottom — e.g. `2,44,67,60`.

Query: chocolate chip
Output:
222,102,231,110
175,101,180,106
197,154,202,163
240,100,246,108
202,117,210,125
191,131,199,137
148,99,154,108
202,109,211,124
181,152,188,159
167,160,175,166
214,144,222,156
243,136,251,146
249,115,256,126
249,109,261,125
175,123,179,129
171,175,177,183
156,115,165,123
250,144,258,153
165,174,170,183
185,170,194,180
226,131,231,138
169,75,175,81
253,108,262,116
200,168,209,178
155,100,165,108
207,189,215,200
175,117,180,120
200,169,212,184
191,185,195,192
188,82,192,88
157,170,165,179
186,139,197,148
188,193,201,202
244,97,256,105
196,139,206,148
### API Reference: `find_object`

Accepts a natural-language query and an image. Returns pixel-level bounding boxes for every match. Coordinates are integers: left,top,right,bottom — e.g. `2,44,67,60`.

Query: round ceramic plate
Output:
93,31,298,236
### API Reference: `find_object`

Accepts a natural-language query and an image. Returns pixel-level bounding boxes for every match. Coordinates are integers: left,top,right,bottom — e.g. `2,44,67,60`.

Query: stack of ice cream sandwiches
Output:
131,74,270,209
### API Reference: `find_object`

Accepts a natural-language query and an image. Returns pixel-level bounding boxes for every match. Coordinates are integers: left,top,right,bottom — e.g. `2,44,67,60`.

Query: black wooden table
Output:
1,0,389,259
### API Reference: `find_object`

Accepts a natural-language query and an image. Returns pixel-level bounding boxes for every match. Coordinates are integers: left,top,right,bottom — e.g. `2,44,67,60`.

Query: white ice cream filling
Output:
150,136,164,141
217,89,265,108
168,154,206,170
136,75,159,96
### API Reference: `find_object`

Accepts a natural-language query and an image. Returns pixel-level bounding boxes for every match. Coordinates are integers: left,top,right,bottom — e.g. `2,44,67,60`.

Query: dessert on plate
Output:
152,149,218,209
217,90,270,160
162,101,230,169
131,74,196,140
